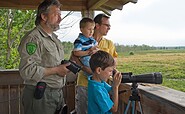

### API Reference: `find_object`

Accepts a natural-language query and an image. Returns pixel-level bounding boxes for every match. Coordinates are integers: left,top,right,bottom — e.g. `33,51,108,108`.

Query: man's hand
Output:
56,63,71,77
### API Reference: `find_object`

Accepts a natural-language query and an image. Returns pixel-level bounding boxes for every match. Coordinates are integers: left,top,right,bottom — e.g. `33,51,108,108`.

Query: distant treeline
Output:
62,41,185,53
114,44,185,52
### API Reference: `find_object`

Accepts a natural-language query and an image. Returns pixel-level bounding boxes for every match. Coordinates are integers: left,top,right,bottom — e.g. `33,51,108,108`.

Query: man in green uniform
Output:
18,0,70,114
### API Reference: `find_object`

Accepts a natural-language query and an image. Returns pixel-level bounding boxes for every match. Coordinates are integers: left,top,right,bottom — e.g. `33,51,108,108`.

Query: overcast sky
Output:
57,0,185,47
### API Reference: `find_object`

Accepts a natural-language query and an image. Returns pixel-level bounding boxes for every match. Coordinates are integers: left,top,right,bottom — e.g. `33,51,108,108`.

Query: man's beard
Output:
46,21,60,31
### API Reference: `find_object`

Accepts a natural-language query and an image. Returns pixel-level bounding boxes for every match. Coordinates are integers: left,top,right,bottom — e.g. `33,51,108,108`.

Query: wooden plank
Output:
0,85,9,114
117,83,185,114
139,84,185,114
0,0,137,12
0,70,23,86
0,0,85,10
65,83,76,113
9,85,20,114
0,85,24,114
88,0,108,10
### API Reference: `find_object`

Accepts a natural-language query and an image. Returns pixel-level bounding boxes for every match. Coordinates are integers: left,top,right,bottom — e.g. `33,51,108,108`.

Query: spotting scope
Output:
113,71,162,84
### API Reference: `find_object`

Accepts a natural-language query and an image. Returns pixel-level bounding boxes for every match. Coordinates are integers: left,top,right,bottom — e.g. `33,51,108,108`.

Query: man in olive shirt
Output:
18,0,70,114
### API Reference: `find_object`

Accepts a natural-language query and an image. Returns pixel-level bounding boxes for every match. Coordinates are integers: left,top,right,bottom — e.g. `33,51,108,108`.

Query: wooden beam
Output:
121,0,138,4
104,0,124,10
98,7,112,16
0,0,41,9
0,0,138,12
0,0,87,11
88,0,108,10
61,0,87,11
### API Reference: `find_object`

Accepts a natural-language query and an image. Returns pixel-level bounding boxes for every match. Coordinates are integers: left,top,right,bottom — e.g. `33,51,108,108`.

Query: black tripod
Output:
124,83,143,114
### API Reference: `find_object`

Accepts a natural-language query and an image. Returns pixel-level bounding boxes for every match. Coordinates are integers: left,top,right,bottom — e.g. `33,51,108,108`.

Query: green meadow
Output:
116,49,185,92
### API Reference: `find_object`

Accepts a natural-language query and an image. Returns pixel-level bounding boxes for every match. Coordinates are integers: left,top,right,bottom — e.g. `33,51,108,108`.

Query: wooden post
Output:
81,10,94,18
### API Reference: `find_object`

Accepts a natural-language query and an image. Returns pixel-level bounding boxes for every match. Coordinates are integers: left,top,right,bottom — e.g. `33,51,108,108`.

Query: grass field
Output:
116,49,185,92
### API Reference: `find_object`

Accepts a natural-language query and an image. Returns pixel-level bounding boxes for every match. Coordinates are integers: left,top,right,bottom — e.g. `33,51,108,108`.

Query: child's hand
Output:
88,46,99,55
113,71,122,88
90,46,98,51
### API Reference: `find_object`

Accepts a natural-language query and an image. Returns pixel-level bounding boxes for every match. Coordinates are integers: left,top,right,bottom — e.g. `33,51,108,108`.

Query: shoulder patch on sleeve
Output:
26,42,37,55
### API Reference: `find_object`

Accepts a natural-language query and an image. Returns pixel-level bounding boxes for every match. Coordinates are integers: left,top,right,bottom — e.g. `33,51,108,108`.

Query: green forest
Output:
0,9,36,69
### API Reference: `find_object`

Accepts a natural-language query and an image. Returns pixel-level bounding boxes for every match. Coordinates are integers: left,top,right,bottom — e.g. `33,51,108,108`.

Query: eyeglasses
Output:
101,23,111,27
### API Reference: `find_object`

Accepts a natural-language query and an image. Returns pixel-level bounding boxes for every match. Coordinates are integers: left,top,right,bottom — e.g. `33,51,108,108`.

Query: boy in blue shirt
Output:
88,50,122,114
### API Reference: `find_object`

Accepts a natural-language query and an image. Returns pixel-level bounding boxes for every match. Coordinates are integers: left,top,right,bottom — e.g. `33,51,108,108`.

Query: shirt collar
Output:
89,76,105,86
36,25,58,38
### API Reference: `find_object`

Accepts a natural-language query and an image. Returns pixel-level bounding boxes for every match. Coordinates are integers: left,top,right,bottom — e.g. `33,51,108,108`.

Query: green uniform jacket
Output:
18,25,65,88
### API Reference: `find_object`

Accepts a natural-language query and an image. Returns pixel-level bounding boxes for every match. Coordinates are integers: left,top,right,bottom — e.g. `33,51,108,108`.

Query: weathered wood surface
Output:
117,83,185,114
0,70,76,114
0,0,137,11
0,69,23,85
0,70,23,114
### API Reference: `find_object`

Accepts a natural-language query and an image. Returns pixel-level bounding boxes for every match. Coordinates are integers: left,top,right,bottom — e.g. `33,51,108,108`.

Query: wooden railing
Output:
0,70,185,114
0,70,23,114
0,70,76,114
116,83,185,114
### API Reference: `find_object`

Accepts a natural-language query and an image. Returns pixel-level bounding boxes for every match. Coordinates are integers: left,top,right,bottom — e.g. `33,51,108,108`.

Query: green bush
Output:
129,51,134,55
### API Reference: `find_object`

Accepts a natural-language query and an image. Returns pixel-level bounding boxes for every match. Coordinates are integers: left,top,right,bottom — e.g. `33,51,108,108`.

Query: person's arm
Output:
70,51,92,74
73,38,93,57
73,45,99,57
44,63,70,77
111,71,122,112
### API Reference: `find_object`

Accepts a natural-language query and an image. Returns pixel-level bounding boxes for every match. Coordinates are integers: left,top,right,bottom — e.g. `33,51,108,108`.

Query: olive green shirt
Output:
18,25,65,88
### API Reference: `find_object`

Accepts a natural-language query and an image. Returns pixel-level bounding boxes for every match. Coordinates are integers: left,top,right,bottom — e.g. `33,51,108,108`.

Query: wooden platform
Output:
0,70,185,114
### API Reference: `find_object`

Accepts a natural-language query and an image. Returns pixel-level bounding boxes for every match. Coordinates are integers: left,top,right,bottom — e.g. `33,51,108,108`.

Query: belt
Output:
25,85,63,92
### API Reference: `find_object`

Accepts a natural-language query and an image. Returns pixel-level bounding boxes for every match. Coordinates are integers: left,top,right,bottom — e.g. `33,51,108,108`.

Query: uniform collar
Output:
36,25,58,38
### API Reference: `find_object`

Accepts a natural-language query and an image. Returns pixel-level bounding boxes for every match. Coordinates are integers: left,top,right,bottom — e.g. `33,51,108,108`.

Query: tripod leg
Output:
131,101,135,114
138,101,144,114
124,100,131,114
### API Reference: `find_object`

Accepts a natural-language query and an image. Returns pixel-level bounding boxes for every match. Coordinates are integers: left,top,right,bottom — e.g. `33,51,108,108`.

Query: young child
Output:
88,50,122,114
73,17,98,76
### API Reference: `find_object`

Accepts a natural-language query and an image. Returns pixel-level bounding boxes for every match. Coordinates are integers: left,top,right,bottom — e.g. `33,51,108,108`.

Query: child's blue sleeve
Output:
103,81,112,92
